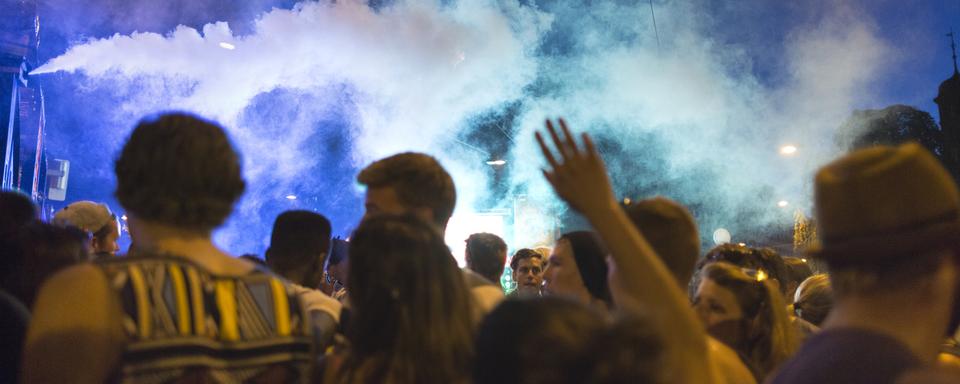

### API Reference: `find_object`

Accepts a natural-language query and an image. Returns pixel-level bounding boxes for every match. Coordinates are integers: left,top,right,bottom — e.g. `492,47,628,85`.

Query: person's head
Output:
698,244,788,295
781,257,814,304
115,113,245,241
810,143,960,335
510,248,545,295
624,197,700,286
52,201,120,257
465,233,507,284
474,296,663,384
326,237,350,287
543,231,612,308
264,210,331,288
357,152,456,230
2,222,88,308
693,262,798,379
343,214,473,383
793,274,832,326
0,190,36,240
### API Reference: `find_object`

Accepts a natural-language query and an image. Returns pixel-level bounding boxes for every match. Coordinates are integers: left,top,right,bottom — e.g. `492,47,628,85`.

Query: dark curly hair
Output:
357,152,456,228
114,113,245,232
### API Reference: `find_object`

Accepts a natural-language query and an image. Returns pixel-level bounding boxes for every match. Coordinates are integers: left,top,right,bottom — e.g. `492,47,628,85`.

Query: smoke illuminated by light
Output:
31,1,894,254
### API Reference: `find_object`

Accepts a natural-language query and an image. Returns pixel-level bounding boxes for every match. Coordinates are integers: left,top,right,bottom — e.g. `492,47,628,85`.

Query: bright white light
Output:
779,145,798,155
121,215,128,221
219,42,236,50
712,228,731,245
738,242,747,247
778,200,789,208
486,159,507,166
446,212,507,267
285,194,297,200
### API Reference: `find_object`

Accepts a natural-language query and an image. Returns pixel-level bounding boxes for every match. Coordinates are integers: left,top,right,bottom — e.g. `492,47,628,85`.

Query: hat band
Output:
821,209,960,245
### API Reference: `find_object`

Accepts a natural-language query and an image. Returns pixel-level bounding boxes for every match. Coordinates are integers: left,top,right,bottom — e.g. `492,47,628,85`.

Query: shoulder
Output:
290,284,343,322
707,336,757,384
768,328,921,384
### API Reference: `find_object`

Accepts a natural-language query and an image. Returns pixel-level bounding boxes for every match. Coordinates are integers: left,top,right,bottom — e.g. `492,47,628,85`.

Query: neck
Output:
129,218,219,257
823,292,949,364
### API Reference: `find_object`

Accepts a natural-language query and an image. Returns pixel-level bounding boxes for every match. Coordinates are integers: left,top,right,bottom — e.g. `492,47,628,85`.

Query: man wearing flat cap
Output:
52,201,120,259
770,143,960,383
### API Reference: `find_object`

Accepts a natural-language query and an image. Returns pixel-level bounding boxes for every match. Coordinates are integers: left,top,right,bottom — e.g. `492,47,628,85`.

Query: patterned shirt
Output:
96,253,315,383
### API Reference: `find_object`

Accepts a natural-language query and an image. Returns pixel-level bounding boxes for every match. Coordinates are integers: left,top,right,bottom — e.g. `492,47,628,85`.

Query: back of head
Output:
344,214,473,383
328,238,349,266
357,152,456,228
465,233,507,284
115,113,245,232
811,143,960,296
265,210,331,277
2,222,87,307
793,274,833,327
624,197,700,286
701,244,763,271
701,262,798,378
781,257,814,301
782,257,813,289
582,314,664,384
474,297,664,384
561,231,612,306
473,296,606,384
0,191,36,240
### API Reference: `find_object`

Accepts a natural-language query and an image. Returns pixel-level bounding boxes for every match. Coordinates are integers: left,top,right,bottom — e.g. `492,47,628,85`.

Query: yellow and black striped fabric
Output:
96,253,314,384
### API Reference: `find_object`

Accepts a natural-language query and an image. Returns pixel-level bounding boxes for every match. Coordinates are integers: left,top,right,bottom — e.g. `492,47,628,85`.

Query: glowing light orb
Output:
779,145,798,155
218,42,236,50
712,228,731,245
485,159,507,166
777,200,789,208
285,194,297,200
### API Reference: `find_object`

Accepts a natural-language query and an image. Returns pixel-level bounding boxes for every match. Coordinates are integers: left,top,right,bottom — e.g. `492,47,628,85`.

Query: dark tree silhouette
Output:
836,105,959,178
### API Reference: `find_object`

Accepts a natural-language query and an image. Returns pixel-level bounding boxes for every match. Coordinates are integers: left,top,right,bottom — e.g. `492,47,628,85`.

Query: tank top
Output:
96,253,315,383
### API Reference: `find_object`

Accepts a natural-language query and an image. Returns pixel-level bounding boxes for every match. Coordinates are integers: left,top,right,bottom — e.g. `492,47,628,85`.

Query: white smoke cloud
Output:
35,0,893,256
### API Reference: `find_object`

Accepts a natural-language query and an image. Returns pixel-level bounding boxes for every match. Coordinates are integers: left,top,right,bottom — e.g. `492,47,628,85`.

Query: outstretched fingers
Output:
536,131,560,170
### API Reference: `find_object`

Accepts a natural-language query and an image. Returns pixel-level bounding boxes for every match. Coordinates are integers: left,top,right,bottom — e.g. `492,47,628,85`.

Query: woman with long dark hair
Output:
326,214,474,384
542,231,613,311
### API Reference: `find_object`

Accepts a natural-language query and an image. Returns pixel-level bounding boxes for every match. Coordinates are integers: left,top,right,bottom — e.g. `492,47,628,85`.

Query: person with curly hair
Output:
21,113,318,383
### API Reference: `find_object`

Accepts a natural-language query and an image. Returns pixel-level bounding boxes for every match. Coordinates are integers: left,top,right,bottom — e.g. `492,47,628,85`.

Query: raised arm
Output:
536,118,714,384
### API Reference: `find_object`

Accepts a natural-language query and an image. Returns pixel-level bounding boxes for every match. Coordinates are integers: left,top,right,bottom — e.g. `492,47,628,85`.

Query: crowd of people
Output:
1,112,960,383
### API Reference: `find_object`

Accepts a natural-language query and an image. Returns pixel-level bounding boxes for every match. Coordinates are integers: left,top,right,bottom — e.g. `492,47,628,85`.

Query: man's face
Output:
363,186,433,225
513,257,544,294
93,222,121,256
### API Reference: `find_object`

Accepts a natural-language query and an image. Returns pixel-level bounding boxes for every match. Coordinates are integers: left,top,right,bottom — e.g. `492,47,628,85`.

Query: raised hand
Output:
536,118,616,216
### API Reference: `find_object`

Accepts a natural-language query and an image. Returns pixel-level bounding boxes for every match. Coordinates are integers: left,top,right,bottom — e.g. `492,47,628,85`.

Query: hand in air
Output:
536,118,616,216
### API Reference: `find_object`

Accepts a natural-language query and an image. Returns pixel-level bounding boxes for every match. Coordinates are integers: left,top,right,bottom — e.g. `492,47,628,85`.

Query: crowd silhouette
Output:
1,112,959,383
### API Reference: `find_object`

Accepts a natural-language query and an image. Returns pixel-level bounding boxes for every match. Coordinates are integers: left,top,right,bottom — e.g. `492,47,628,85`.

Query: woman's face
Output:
693,277,743,329
542,239,592,303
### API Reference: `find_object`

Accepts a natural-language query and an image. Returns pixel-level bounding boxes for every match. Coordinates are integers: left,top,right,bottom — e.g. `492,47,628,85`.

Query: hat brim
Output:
807,220,960,266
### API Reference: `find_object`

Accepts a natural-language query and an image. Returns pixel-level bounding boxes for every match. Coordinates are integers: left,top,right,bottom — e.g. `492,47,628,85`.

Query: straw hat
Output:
808,142,960,265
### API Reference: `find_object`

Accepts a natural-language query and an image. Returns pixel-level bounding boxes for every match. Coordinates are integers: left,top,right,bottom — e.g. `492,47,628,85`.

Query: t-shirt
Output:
289,283,342,322
769,327,922,384
96,254,316,383
462,269,504,317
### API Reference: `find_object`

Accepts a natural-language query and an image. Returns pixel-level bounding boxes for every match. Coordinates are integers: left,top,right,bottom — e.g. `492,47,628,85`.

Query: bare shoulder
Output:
22,263,125,383
708,336,757,384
